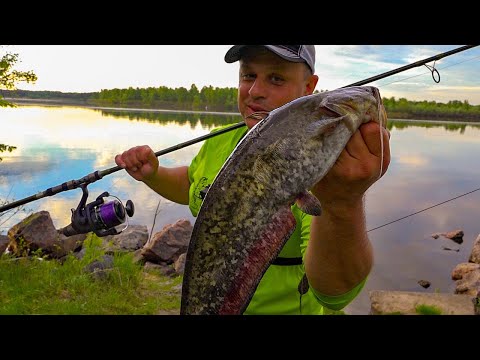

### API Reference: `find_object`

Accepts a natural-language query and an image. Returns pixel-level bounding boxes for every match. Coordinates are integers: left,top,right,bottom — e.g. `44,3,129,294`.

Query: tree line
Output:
2,85,480,120
2,84,239,112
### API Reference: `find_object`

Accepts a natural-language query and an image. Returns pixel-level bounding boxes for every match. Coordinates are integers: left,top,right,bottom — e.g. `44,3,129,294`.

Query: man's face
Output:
237,47,318,129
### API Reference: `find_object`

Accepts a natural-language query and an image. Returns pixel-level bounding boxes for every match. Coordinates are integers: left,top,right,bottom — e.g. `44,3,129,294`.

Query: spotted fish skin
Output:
180,86,387,315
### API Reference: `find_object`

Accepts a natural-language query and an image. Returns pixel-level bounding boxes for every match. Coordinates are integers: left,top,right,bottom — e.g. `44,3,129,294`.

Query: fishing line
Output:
148,198,162,244
367,187,480,232
377,121,384,182
0,185,24,229
375,53,480,89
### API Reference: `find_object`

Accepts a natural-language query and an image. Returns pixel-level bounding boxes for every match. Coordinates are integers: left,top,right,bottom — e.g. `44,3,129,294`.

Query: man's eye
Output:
271,76,284,84
241,74,255,80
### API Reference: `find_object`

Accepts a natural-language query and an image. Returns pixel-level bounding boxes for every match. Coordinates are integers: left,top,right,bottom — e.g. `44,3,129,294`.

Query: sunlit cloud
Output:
396,155,428,166
426,85,480,92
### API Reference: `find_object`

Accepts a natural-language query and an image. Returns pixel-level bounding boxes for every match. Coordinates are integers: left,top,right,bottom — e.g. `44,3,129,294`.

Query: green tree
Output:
1,49,37,107
1,47,37,224
0,46,37,161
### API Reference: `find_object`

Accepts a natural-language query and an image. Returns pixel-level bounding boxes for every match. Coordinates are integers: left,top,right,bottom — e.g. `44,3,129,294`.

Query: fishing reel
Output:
60,184,134,237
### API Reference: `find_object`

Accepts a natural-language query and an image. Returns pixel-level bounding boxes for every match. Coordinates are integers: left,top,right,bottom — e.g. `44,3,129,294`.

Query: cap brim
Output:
224,45,248,63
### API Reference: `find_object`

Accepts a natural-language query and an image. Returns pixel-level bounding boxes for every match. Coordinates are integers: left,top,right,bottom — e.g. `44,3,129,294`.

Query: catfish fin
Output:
320,100,361,133
295,191,322,216
305,113,347,141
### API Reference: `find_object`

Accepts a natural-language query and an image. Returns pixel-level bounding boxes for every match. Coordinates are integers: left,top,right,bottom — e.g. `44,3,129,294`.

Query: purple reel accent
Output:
98,200,125,228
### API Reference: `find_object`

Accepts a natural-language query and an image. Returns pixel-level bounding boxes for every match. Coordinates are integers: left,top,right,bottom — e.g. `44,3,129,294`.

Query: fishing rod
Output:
1,44,477,235
343,45,478,87
0,122,246,215
0,122,247,237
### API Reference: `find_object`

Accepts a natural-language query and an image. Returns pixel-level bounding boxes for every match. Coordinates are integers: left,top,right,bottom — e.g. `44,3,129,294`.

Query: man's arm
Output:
304,122,390,296
144,166,190,205
115,145,190,205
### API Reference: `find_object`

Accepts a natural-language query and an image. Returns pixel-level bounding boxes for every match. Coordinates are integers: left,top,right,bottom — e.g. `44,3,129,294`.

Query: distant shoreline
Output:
5,98,241,117
6,97,480,124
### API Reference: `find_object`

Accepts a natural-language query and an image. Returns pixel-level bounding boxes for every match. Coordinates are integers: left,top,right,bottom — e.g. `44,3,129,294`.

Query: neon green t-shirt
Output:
187,124,366,315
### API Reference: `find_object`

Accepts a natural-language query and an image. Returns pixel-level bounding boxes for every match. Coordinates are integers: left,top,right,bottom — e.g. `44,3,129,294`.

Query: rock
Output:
369,290,475,315
174,253,186,274
141,219,192,264
0,235,9,254
454,270,480,296
451,262,480,280
101,224,149,253
144,261,176,277
7,211,58,256
82,254,115,280
49,231,86,258
469,234,480,264
444,229,464,239
418,280,431,289
451,234,480,297
431,229,464,244
444,229,464,244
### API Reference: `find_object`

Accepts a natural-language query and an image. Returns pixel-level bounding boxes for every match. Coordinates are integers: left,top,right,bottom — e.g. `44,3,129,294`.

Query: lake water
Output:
1,104,480,315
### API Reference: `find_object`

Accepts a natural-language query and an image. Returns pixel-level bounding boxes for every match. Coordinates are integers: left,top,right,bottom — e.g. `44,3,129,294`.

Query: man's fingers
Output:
117,146,153,172
115,154,126,168
344,130,369,159
123,150,142,171
360,122,388,157
140,145,157,164
358,123,391,178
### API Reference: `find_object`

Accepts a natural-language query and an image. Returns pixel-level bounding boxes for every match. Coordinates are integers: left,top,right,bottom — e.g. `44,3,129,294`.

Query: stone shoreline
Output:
368,233,480,315
2,211,480,315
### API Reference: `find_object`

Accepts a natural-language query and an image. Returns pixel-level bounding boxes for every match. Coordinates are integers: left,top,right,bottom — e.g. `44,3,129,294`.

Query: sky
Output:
5,45,480,106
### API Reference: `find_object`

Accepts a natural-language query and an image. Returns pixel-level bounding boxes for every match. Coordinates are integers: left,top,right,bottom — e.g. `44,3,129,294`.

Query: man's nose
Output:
248,78,267,98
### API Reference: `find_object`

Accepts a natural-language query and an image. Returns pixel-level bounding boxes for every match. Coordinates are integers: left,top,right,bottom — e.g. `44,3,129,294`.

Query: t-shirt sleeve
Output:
188,142,205,184
188,140,210,217
188,125,228,185
309,276,368,311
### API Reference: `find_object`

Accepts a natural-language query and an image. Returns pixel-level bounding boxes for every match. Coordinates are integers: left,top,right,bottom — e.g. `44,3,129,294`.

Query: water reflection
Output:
94,107,242,129
1,104,480,314
387,119,472,133
0,105,231,235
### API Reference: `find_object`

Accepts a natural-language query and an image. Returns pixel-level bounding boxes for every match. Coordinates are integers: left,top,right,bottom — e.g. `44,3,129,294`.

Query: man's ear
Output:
306,74,319,95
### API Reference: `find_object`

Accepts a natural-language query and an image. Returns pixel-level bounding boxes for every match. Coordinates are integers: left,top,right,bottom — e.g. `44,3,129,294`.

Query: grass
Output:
0,233,351,315
415,303,443,315
0,233,182,315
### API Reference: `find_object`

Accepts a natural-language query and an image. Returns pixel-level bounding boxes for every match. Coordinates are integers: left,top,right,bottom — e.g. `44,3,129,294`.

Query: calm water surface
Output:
1,104,480,315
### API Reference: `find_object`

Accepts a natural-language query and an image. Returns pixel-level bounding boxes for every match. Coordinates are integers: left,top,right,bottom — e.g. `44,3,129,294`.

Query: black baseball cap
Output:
224,45,316,73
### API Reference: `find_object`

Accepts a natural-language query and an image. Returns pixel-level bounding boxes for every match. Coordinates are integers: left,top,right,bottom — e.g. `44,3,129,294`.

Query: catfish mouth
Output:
370,87,387,126
246,111,270,121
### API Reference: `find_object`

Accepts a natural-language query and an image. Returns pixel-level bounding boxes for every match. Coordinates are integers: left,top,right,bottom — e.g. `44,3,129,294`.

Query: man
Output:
115,45,391,314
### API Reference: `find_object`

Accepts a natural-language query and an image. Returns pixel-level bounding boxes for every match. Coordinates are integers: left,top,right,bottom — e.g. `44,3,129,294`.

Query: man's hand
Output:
311,121,391,213
115,145,159,183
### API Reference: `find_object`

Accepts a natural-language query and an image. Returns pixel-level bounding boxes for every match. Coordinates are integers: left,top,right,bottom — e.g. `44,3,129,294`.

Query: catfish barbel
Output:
180,85,388,315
